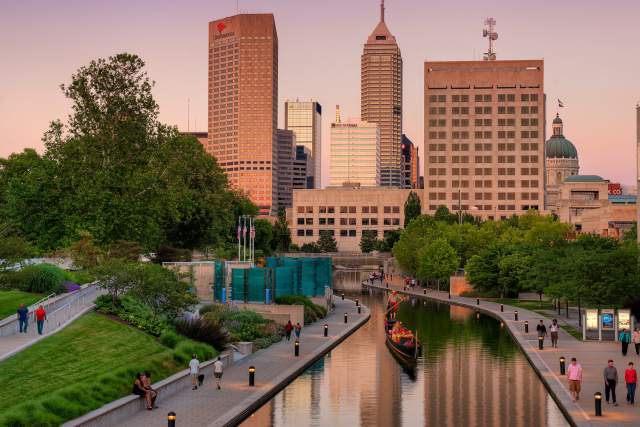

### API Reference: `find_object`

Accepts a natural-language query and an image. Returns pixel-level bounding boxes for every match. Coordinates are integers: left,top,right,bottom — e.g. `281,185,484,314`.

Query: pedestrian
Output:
549,319,560,348
536,320,547,343
603,359,618,406
17,303,29,333
567,357,583,401
213,356,224,390
284,320,293,341
189,354,200,390
626,362,638,405
142,371,158,408
294,322,302,340
133,373,154,410
34,305,46,335
619,329,631,356
633,328,640,356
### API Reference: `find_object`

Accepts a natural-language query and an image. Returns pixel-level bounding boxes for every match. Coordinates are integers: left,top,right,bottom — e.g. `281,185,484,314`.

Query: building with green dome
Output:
545,113,579,211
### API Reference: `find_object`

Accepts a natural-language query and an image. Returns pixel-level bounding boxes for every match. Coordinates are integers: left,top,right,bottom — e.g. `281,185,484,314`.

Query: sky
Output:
1,0,639,186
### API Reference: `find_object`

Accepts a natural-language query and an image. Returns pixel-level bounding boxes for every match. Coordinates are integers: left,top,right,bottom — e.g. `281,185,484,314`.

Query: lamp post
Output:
344,313,348,323
248,366,255,387
324,324,328,337
538,335,544,350
594,392,602,416
500,304,504,312
168,412,176,427
525,320,529,333
560,357,566,375
476,298,480,306
514,310,519,321
355,299,359,307
357,306,361,314
294,340,300,357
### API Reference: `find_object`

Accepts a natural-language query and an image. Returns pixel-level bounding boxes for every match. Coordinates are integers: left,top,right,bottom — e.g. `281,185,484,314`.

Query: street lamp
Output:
248,366,255,386
167,412,176,427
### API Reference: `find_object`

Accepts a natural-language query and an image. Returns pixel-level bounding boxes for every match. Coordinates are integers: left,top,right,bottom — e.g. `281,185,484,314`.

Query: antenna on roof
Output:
380,0,385,22
482,18,498,61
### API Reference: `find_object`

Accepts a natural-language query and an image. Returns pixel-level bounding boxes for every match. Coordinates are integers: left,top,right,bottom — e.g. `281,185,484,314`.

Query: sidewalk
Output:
0,284,104,362
366,279,639,427
113,296,370,427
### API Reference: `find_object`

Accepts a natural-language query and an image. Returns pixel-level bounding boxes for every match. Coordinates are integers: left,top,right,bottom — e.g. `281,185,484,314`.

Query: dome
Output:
552,115,563,124
545,136,578,159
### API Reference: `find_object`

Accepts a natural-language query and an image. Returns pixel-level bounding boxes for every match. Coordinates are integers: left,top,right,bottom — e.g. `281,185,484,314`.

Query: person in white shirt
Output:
189,354,200,390
213,356,224,390
633,328,640,356
549,319,560,348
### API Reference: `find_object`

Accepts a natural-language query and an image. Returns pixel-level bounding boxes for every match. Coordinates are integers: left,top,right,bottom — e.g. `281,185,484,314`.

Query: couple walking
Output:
618,328,640,356
603,359,638,405
536,319,560,348
284,320,302,341
189,355,224,391
17,304,47,335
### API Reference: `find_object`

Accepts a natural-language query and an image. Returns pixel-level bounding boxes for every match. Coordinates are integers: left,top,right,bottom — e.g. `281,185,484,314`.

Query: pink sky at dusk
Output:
1,0,639,186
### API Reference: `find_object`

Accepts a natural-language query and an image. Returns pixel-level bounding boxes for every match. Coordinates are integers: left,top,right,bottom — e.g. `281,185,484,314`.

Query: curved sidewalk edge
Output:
363,281,602,427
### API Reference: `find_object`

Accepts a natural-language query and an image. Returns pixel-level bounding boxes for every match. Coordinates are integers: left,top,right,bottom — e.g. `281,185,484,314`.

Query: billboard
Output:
601,309,615,330
618,310,632,330
608,183,623,195
586,309,599,330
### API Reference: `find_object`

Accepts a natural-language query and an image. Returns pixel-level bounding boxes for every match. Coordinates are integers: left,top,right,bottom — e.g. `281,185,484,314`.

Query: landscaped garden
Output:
0,289,42,319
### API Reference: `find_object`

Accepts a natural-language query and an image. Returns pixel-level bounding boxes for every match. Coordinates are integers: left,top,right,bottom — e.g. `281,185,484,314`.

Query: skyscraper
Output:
330,117,380,188
401,134,419,189
285,100,322,188
424,59,545,219
208,14,278,215
293,145,311,190
361,0,403,188
276,129,295,210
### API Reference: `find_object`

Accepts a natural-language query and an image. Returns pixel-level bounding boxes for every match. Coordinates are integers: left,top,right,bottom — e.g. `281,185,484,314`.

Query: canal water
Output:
241,290,569,427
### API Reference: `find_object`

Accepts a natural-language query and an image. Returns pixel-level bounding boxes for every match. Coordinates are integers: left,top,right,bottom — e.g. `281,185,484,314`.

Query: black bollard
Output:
324,324,328,337
358,306,361,314
525,320,529,333
355,299,359,307
514,310,518,321
560,357,566,375
344,313,348,323
248,366,255,386
538,336,544,350
168,412,176,427
341,293,344,301
294,340,299,357
476,298,480,305
424,289,427,295
594,392,602,416
500,304,504,312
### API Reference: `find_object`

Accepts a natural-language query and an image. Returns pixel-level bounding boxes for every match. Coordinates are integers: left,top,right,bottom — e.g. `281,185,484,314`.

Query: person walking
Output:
17,303,29,333
294,322,302,340
603,360,619,406
284,320,293,341
567,357,583,401
549,319,560,348
34,305,46,335
536,320,547,344
625,362,638,405
213,356,224,390
633,328,640,356
619,329,631,356
189,354,200,390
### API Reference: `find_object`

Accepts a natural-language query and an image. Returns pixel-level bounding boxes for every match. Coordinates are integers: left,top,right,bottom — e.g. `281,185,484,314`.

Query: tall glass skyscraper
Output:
285,100,322,188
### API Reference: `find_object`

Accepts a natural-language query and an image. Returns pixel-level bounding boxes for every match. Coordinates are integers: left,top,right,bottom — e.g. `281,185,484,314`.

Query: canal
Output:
241,290,569,427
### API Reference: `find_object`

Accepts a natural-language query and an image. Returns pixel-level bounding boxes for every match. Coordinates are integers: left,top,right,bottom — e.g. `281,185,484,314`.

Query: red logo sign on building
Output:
216,22,226,33
608,183,622,195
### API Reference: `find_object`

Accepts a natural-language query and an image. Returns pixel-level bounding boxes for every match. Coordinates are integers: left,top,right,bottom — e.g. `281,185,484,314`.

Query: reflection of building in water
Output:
449,305,472,322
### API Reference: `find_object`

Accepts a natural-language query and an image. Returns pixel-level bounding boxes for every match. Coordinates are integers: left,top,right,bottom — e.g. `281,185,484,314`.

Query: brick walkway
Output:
117,296,370,427
365,279,640,427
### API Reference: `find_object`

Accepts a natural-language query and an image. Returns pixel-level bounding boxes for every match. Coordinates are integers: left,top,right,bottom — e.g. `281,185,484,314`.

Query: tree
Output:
376,229,402,252
272,211,291,252
300,242,321,253
67,231,104,269
93,260,138,305
107,240,142,262
317,231,338,253
393,216,436,276
0,223,36,268
416,237,458,290
360,230,378,253
253,219,274,256
434,205,457,224
404,191,422,227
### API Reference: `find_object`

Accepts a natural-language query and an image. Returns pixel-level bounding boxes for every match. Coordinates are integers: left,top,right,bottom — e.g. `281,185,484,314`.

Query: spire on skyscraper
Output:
380,0,385,22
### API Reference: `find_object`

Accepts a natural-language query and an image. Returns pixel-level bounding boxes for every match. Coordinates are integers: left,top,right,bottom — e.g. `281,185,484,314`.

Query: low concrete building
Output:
288,187,414,252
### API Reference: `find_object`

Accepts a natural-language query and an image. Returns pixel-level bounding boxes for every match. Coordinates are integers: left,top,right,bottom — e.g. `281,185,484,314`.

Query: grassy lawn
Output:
0,290,43,319
0,312,215,426
490,298,555,312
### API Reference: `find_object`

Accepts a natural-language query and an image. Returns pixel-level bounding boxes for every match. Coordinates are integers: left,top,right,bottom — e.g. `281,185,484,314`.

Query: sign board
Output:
586,309,599,330
618,310,632,331
601,309,615,330
608,183,623,195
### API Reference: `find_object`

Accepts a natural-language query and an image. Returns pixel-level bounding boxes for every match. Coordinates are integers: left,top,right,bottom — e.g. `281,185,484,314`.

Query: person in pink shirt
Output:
567,357,583,401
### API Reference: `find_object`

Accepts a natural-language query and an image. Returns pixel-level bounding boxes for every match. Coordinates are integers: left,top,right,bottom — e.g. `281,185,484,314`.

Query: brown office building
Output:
276,129,295,210
424,60,545,219
208,14,278,215
361,1,403,188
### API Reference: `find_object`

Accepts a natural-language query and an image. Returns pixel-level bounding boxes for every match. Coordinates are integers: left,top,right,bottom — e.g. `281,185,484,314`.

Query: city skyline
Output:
1,0,640,186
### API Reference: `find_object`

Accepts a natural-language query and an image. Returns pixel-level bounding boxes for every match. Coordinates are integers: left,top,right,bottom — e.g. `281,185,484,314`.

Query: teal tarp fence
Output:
213,261,224,301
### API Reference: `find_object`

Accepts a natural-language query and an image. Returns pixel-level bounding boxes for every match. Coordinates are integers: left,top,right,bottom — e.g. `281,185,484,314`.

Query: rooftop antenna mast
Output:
483,18,498,61
380,0,385,22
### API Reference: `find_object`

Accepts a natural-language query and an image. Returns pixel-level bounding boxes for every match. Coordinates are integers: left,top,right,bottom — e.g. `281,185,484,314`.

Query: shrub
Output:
95,295,168,336
174,341,216,362
174,317,228,351
159,330,180,349
12,264,67,294
275,294,327,324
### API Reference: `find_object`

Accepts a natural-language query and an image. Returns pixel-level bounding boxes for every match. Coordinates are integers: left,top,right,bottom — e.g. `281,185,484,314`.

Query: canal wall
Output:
363,281,602,427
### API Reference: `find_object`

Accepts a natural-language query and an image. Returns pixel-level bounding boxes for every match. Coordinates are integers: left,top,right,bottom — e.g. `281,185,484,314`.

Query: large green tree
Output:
415,237,458,290
360,230,378,253
404,191,422,227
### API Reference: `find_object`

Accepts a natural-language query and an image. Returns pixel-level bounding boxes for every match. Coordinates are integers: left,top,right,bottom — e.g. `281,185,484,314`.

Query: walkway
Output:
364,279,639,427
116,296,370,427
0,284,103,362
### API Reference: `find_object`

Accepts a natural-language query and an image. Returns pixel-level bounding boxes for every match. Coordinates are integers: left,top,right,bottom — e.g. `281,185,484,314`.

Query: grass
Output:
0,312,216,426
0,290,43,319
489,298,555,312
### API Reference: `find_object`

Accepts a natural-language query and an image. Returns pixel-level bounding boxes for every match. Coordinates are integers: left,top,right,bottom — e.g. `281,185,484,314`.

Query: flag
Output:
250,225,255,239
558,99,564,108
237,225,241,241
242,225,247,238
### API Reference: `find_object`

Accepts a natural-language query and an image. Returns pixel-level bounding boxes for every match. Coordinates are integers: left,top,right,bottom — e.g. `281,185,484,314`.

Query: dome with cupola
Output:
545,114,578,159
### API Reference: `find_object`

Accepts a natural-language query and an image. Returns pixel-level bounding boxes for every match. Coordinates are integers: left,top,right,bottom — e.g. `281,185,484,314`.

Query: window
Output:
305,229,313,236
392,206,400,214
305,218,313,225
370,218,378,225
327,218,335,225
319,206,327,213
340,230,348,237
392,218,400,226
306,206,313,214
362,206,369,214
349,206,356,214
327,206,335,214
319,218,327,225
297,230,304,236
297,218,304,225
340,206,347,213
371,206,378,214
340,218,347,226
384,218,391,225
362,218,369,225
348,230,357,237
348,218,356,225
297,206,304,214
384,206,391,213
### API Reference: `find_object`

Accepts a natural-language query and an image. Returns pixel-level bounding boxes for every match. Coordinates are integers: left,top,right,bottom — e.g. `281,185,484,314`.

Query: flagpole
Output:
237,217,241,261
242,216,245,262
250,217,253,265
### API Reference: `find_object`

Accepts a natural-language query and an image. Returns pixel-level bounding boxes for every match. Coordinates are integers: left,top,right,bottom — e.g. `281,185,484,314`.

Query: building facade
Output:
208,14,278,215
401,134,419,189
424,60,545,220
361,1,403,188
544,114,579,212
329,120,380,188
276,129,295,210
285,100,322,188
288,187,413,252
293,145,311,190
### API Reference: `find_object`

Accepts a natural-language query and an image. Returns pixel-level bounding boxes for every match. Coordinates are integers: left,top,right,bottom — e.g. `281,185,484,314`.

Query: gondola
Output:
384,292,420,372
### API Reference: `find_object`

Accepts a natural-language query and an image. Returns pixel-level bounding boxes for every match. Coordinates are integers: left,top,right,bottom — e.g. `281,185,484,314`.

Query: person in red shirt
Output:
35,305,47,336
625,362,638,405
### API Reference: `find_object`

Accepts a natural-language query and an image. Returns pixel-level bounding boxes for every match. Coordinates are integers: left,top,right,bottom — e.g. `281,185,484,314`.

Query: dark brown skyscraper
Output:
208,14,278,215
361,0,403,188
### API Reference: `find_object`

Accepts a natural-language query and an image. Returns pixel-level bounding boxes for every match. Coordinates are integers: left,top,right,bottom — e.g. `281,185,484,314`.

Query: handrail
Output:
29,293,56,311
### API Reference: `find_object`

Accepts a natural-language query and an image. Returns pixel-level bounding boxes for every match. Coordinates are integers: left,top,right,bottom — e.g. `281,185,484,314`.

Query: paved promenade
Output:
117,296,370,427
364,279,639,427
0,285,103,362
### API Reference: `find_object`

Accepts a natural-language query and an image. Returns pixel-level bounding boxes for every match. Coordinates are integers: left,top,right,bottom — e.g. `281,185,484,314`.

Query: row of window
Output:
297,206,400,214
431,118,540,127
296,229,400,238
425,204,540,212
427,192,540,201
428,143,540,151
428,131,540,139
430,106,541,115
427,167,540,176
428,155,540,164
429,94,539,103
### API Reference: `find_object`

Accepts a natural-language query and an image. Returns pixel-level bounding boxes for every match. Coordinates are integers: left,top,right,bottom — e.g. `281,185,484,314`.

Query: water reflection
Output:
241,291,569,427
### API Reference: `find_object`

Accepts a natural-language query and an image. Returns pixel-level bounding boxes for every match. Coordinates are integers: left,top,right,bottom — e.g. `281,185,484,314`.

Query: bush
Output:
173,341,216,363
11,264,67,294
203,307,282,349
159,330,180,349
174,317,228,351
275,295,327,324
95,295,168,336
